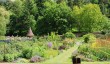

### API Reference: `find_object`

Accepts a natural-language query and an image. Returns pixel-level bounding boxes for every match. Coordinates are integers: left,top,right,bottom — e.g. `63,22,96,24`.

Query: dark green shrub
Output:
22,48,33,59
32,46,46,57
78,44,89,54
4,54,14,62
83,33,96,43
13,52,20,59
64,32,76,38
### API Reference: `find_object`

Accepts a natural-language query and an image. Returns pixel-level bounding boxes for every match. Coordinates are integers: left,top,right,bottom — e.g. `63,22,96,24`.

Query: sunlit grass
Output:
82,62,110,64
38,62,110,64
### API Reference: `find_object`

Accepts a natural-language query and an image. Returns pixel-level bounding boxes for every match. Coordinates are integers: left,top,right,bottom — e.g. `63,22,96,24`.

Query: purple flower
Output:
47,42,53,48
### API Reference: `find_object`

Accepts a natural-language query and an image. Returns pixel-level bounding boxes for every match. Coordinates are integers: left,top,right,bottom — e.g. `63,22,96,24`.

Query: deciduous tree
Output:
0,7,10,35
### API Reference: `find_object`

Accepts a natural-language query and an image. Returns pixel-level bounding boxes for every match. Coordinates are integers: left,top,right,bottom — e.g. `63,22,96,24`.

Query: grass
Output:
42,45,78,64
57,62,110,64
38,61,110,64
82,62,110,64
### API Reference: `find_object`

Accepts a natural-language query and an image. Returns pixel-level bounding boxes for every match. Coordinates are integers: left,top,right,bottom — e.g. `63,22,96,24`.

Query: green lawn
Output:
81,62,110,64
71,62,110,64
42,45,79,64
40,62,110,64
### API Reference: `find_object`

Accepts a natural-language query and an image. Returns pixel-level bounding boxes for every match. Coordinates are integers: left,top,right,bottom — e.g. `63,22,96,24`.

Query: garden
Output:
0,32,110,64
0,0,110,64
0,32,76,63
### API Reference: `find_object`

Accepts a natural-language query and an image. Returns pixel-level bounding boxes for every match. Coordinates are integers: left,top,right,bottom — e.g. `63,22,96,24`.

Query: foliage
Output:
0,0,110,36
36,2,74,35
47,32,61,41
22,48,33,59
4,54,14,62
78,44,89,54
102,20,110,34
43,49,59,59
0,34,109,63
79,40,110,61
64,32,76,38
0,7,10,36
6,0,38,36
0,55,3,62
83,33,96,43
73,4,108,32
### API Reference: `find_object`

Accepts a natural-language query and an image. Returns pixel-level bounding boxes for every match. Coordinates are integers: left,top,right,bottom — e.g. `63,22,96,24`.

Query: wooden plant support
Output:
27,27,34,38
72,56,81,64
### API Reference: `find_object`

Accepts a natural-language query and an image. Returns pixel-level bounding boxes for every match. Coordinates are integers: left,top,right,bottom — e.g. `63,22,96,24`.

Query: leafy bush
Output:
22,48,33,59
78,44,89,54
0,43,5,55
32,44,47,57
4,54,14,62
83,33,96,43
0,55,3,62
47,32,61,41
22,45,46,59
79,44,99,61
79,42,110,61
64,32,76,38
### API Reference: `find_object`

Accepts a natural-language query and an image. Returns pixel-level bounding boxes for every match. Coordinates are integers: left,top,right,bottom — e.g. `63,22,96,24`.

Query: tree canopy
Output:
36,2,75,35
0,0,110,36
0,7,10,35
73,4,108,32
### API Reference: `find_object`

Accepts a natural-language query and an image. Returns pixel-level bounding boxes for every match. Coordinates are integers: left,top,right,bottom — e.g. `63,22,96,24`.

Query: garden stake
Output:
72,56,81,64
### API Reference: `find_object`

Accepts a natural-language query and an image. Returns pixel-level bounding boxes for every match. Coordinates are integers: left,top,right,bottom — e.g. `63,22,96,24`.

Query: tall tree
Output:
73,4,108,32
7,0,38,36
0,7,10,36
36,2,74,35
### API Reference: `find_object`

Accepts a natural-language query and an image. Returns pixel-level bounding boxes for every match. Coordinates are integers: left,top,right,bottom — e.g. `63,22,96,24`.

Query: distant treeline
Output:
0,0,110,36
